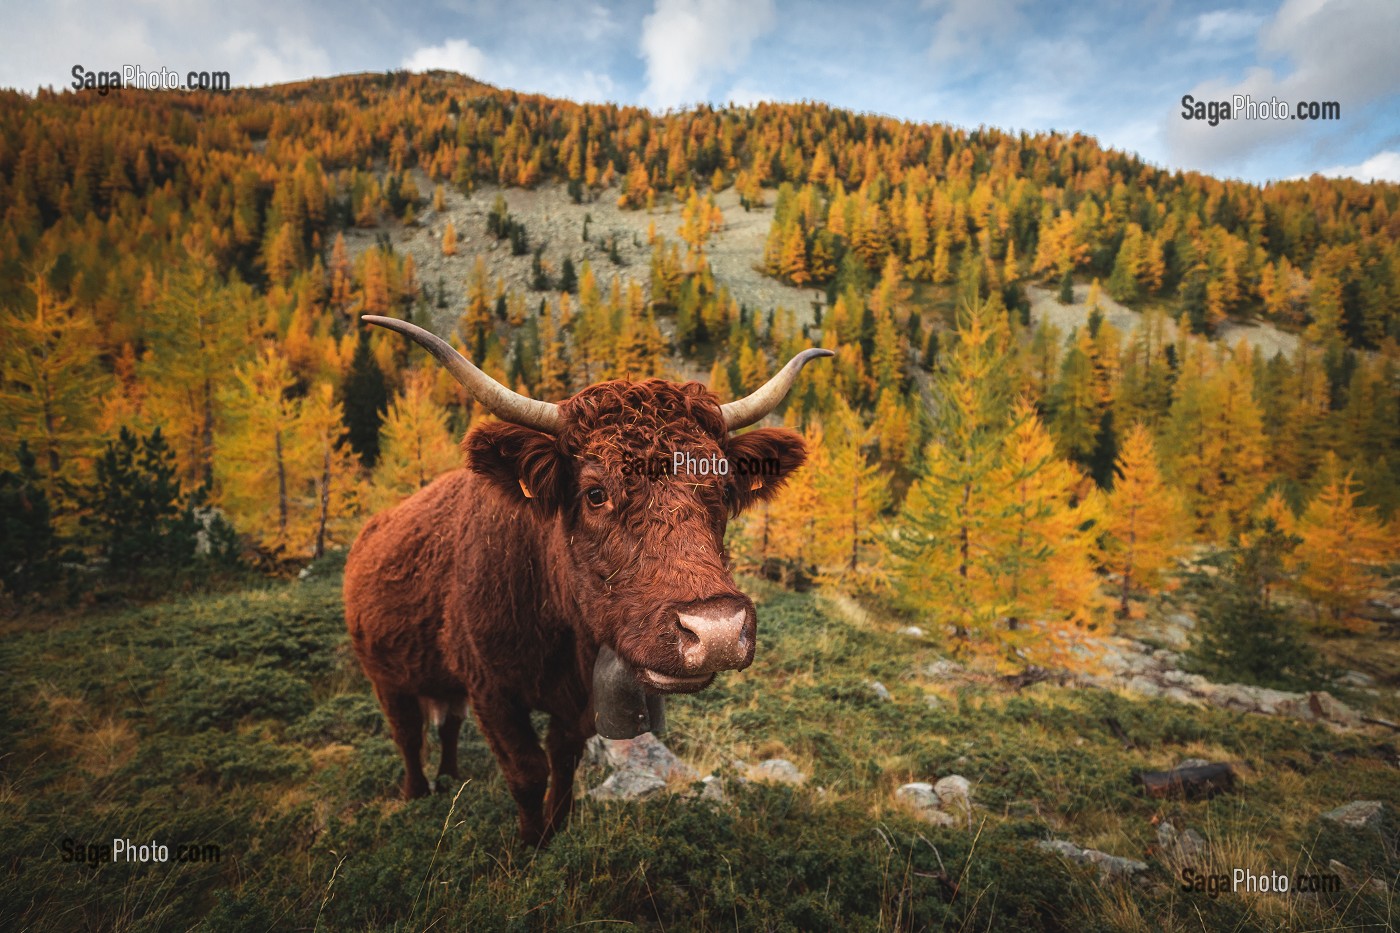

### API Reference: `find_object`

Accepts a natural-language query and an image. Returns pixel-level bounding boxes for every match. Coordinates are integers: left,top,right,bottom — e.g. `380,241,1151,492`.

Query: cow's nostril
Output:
676,618,702,647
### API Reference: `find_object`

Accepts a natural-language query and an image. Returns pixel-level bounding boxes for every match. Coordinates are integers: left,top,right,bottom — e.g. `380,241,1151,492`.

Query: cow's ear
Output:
723,427,808,514
466,421,568,512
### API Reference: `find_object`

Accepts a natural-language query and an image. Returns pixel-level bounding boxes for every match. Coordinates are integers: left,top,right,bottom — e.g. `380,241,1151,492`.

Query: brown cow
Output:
344,315,830,845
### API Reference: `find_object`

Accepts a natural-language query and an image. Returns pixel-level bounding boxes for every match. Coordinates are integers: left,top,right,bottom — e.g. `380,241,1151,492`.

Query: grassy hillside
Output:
2,562,1395,931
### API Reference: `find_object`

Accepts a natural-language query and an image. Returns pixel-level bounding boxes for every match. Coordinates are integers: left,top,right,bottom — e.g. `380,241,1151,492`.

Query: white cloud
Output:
1315,149,1400,182
579,3,619,43
530,69,618,104
402,38,492,78
223,29,331,87
401,38,617,104
639,0,776,110
1164,0,1400,174
923,0,1025,66
1193,9,1265,42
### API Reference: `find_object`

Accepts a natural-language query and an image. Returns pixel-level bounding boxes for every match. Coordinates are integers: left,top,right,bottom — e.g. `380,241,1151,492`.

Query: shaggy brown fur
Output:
344,379,806,845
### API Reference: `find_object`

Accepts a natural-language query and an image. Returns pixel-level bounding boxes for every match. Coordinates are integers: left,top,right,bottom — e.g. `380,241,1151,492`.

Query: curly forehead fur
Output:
556,379,726,460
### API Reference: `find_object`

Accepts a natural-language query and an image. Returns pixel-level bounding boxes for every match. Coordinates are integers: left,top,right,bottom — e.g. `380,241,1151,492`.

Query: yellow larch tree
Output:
289,382,362,559
1290,454,1392,631
141,259,260,487
987,399,1103,665
1102,423,1188,617
0,273,107,493
811,403,891,593
759,420,827,586
441,220,458,256
895,298,1012,651
369,364,462,509
779,221,810,286
1162,343,1268,539
216,346,300,553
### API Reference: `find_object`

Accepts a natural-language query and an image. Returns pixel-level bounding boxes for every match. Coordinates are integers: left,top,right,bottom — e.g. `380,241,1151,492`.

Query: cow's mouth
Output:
636,668,714,694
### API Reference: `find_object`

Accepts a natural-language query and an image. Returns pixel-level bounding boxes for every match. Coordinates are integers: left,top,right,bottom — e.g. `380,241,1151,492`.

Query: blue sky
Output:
5,0,1397,184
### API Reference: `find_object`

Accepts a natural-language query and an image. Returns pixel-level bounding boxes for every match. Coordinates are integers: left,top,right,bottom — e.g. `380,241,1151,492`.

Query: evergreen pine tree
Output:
343,329,389,469
81,427,196,571
1057,269,1074,304
1186,522,1316,690
0,441,59,595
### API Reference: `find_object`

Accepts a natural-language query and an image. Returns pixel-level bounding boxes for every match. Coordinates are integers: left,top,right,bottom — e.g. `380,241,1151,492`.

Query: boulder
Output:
895,782,961,826
587,733,697,780
1321,801,1384,831
897,626,925,637
921,660,966,681
933,775,972,810
699,774,728,803
1037,839,1148,882
1155,821,1206,858
869,681,892,702
589,768,666,801
750,758,806,785
1337,670,1376,688
895,782,939,812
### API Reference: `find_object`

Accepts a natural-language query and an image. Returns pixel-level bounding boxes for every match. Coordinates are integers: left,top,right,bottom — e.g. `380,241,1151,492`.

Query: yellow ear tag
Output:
749,478,764,492
519,479,534,499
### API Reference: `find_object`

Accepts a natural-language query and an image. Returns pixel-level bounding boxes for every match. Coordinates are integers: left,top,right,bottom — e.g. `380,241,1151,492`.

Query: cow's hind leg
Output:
377,687,430,799
471,694,550,845
438,700,466,784
542,715,587,839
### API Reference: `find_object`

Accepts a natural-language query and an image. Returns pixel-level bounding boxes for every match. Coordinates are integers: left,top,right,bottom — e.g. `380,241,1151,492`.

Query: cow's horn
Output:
363,315,562,433
721,348,835,430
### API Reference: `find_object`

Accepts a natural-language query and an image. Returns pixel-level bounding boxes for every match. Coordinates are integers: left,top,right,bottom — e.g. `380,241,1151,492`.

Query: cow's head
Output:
363,315,829,702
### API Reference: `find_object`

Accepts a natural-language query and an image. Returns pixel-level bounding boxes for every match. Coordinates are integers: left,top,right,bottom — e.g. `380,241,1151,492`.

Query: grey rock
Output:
751,758,806,785
923,809,961,827
922,660,966,681
869,681,892,701
933,775,972,810
589,768,666,801
1037,839,1148,881
1176,758,1212,770
923,694,944,710
1126,676,1164,698
895,782,940,814
699,774,728,803
1321,801,1384,830
582,734,610,768
1302,691,1362,727
897,626,925,637
1156,821,1206,858
1167,611,1197,630
298,567,313,580
1338,670,1376,688
591,733,697,781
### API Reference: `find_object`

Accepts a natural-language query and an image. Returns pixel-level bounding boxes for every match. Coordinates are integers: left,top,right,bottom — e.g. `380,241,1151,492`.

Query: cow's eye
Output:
584,486,608,508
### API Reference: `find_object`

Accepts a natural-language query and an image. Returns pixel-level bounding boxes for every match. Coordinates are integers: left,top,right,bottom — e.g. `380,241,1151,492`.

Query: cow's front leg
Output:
542,714,587,839
470,693,550,845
